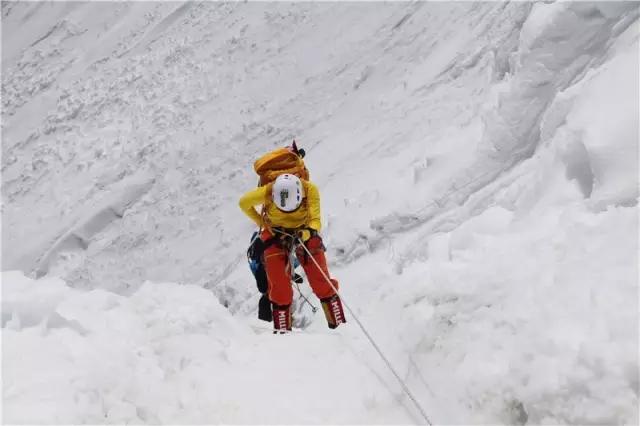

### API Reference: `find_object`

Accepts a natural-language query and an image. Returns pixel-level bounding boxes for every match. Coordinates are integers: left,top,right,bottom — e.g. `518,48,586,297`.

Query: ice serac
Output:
483,2,638,162
370,2,639,235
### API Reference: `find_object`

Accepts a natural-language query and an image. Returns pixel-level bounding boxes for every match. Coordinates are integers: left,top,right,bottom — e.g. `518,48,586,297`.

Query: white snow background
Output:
1,2,638,424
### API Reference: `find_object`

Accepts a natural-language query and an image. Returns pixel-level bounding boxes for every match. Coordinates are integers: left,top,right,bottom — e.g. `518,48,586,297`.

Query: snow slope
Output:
2,2,638,424
3,271,413,424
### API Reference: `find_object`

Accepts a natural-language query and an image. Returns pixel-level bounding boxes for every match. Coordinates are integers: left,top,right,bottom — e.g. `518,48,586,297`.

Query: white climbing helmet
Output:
272,174,304,212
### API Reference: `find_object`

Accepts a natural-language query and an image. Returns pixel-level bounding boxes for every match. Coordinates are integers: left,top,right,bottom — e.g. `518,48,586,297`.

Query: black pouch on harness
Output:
258,293,272,322
248,233,275,322
247,236,268,294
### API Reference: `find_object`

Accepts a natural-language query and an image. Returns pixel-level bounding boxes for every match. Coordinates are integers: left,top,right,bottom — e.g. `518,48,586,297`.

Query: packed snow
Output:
2,2,638,424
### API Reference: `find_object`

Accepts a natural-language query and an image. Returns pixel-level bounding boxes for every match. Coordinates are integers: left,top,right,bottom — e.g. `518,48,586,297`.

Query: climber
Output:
239,149,346,332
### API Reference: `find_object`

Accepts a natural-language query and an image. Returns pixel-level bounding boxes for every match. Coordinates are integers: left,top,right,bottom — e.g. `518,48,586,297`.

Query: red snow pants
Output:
261,229,338,306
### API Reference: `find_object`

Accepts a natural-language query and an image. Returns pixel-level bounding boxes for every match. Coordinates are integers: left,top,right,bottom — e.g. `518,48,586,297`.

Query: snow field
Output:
3,271,419,424
2,1,638,424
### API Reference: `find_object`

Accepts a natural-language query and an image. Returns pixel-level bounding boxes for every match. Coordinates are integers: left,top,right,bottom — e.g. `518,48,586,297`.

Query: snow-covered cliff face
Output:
2,2,638,424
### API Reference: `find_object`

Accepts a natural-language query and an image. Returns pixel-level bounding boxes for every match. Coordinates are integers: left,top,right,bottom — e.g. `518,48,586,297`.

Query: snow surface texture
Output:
2,2,638,424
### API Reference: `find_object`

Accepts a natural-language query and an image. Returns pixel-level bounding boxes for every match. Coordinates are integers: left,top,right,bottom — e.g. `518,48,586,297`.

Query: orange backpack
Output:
253,141,309,186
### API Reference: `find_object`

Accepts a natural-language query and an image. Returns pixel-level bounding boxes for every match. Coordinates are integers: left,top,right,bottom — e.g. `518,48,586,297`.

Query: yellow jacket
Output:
239,180,321,231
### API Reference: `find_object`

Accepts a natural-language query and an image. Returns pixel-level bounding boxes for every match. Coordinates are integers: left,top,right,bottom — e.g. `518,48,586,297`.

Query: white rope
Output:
293,234,434,426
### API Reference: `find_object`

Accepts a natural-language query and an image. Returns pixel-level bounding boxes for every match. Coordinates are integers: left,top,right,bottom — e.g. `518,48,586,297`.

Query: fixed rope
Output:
289,232,434,426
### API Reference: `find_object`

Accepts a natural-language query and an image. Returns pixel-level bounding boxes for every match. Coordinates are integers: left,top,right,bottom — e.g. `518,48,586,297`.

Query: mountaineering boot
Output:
272,303,292,333
320,294,346,329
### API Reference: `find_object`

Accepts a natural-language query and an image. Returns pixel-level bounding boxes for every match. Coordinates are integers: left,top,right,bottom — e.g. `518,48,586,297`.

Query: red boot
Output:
272,303,292,333
321,294,346,329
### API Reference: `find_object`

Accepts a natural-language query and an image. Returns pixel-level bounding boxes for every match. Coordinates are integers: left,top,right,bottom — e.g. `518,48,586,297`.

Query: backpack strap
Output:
261,182,275,234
